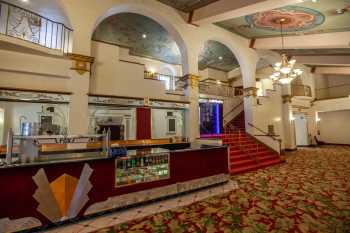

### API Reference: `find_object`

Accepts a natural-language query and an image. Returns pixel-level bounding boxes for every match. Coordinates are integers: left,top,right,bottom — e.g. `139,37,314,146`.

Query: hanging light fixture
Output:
270,18,303,84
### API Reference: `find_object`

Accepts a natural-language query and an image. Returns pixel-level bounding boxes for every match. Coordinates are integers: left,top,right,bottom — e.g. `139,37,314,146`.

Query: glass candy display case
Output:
115,148,170,187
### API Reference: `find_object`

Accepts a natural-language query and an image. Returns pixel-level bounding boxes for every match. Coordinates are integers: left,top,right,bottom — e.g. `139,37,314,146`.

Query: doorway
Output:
294,114,309,146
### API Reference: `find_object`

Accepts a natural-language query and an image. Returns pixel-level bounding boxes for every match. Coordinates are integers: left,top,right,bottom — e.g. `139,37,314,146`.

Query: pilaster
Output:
67,53,94,135
182,74,200,141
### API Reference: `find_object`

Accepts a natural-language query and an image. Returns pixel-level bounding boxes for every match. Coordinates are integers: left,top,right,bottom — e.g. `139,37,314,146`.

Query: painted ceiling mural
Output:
93,13,239,71
199,41,239,72
216,0,350,38
93,13,182,65
156,0,219,12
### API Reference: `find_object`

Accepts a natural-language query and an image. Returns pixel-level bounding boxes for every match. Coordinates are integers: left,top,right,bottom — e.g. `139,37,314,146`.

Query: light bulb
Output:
289,59,296,65
280,67,291,74
275,62,282,67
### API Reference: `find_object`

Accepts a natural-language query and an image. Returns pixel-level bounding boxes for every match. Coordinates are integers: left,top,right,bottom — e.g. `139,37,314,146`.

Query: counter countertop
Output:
0,144,227,169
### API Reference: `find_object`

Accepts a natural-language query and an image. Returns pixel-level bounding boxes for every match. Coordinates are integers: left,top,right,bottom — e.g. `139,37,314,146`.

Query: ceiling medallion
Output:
270,18,303,85
245,6,325,32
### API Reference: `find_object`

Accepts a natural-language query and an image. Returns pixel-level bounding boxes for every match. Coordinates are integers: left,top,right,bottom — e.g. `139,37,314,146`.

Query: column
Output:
243,87,258,134
183,74,200,141
281,94,297,150
67,54,94,135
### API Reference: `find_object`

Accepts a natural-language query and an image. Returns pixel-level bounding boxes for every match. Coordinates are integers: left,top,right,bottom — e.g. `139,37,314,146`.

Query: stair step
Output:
230,154,250,161
231,158,256,167
258,158,284,168
230,164,261,174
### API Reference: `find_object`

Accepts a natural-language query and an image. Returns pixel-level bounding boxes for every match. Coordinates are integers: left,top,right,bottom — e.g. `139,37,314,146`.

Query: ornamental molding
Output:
0,89,70,103
67,53,95,75
282,95,292,104
243,87,258,97
181,74,200,89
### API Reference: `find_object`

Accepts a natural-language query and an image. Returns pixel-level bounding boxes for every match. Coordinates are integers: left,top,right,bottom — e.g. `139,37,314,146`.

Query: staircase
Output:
223,112,285,174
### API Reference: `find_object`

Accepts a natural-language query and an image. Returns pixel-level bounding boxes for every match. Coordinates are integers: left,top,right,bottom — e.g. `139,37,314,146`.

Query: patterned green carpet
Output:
94,146,350,233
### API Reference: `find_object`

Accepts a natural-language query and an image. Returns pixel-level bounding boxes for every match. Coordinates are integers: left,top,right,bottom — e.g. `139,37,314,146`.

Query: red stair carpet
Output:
202,112,284,174
224,112,284,174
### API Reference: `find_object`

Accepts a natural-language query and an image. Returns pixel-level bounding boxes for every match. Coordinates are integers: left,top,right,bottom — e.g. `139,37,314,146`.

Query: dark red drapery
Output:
136,107,151,139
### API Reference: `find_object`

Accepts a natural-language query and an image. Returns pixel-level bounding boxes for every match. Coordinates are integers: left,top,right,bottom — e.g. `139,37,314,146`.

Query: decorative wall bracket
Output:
68,53,94,75
282,95,292,104
243,87,258,97
181,74,200,89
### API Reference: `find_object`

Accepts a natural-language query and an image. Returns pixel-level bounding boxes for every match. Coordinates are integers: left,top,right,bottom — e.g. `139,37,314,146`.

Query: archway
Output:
91,2,189,75
89,12,188,139
197,40,243,135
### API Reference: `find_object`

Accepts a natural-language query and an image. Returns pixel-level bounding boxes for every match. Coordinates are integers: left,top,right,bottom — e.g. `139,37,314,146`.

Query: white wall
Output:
0,49,72,92
0,102,69,144
250,87,285,151
318,110,350,145
118,47,183,76
151,108,185,139
90,41,186,101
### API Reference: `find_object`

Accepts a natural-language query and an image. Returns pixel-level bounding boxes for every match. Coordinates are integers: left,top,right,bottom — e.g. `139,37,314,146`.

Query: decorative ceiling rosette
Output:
245,6,325,32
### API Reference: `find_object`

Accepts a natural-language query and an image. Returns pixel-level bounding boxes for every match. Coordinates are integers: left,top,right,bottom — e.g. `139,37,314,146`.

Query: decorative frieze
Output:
88,95,189,109
0,89,70,103
68,53,94,75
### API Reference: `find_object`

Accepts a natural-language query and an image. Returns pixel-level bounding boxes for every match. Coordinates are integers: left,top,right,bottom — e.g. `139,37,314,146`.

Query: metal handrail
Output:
0,1,73,53
247,123,282,154
315,83,350,100
144,71,185,92
223,101,243,119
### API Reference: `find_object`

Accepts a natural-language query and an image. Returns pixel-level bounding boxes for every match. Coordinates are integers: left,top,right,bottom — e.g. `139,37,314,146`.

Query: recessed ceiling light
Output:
336,8,345,14
311,0,318,2
218,56,223,60
21,0,29,2
142,34,147,38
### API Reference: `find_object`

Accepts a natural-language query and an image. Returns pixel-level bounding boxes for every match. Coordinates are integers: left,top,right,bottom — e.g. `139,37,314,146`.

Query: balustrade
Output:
0,1,73,53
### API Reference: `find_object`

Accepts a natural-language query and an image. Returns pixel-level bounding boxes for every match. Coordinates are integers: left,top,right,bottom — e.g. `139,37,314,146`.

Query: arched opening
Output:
197,40,243,136
89,12,187,140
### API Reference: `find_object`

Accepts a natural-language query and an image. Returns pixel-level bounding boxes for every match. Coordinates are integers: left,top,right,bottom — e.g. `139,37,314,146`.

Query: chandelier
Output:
270,18,303,84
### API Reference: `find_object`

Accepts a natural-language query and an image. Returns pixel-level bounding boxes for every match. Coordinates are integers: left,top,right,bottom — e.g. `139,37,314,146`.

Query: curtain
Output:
136,107,152,139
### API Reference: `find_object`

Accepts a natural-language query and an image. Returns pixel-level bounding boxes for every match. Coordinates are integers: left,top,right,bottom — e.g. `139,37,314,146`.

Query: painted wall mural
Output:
216,0,350,38
93,13,240,72
199,40,239,72
93,13,182,65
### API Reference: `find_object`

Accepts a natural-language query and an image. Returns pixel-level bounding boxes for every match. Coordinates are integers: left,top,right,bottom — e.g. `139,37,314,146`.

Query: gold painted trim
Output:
243,87,258,97
282,95,292,104
181,74,200,88
67,53,94,75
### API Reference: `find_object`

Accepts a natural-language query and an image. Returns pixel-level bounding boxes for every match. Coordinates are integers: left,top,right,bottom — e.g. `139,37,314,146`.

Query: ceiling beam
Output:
314,66,350,75
295,55,350,66
254,32,350,50
192,0,301,25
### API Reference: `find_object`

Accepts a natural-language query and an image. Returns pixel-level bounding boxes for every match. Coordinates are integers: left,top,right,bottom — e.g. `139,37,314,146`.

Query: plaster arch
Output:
192,24,259,88
61,0,191,74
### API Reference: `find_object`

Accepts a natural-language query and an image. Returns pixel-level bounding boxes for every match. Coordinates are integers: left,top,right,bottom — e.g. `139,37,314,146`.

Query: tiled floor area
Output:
41,181,239,233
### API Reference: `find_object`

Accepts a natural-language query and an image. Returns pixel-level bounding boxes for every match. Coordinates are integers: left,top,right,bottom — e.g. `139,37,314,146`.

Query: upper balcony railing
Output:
0,1,73,53
316,84,350,100
199,79,235,98
144,71,185,94
291,85,312,98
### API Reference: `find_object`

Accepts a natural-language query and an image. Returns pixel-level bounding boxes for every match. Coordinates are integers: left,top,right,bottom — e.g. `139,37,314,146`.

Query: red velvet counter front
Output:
0,146,228,232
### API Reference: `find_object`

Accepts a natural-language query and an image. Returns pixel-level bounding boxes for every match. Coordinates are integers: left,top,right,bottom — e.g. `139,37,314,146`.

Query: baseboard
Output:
323,143,350,146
